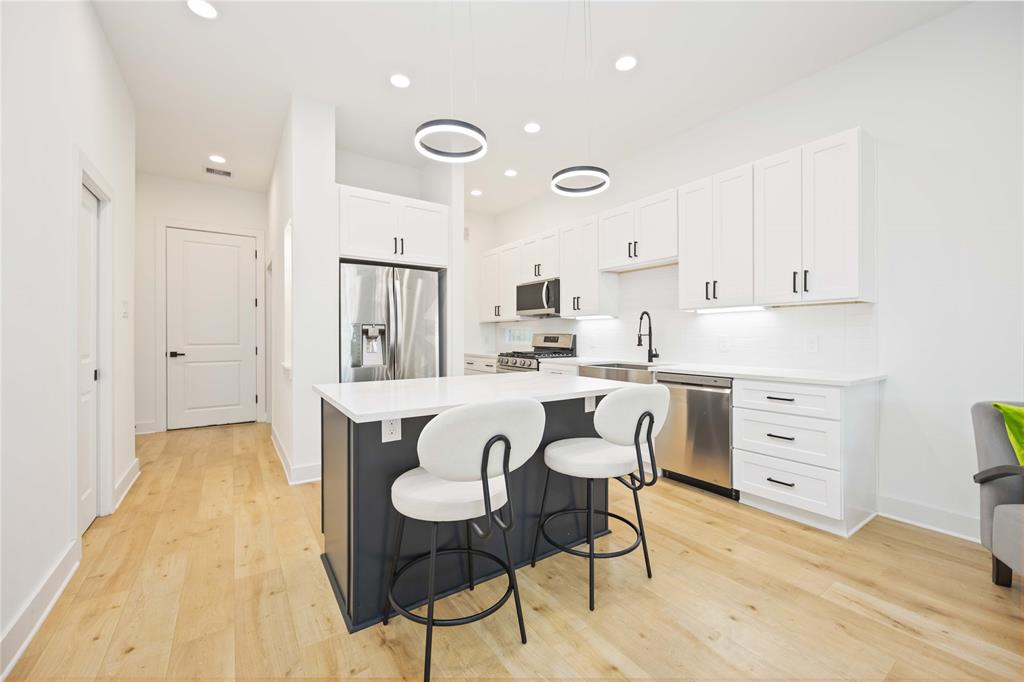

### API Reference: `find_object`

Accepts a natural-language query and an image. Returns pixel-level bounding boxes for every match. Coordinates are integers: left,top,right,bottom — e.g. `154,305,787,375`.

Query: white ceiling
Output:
94,1,956,214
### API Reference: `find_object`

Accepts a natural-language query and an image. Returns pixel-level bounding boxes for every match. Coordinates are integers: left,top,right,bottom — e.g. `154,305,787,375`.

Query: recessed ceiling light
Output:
389,73,411,89
187,0,218,20
615,54,638,72
470,189,482,197
504,169,518,177
523,122,541,134
208,154,226,164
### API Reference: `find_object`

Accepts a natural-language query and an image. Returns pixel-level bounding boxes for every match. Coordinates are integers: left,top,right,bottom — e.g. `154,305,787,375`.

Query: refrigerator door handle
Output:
391,269,402,379
386,268,397,379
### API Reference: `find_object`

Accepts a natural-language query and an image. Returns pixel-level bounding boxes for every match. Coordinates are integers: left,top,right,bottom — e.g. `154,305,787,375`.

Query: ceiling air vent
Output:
205,167,231,177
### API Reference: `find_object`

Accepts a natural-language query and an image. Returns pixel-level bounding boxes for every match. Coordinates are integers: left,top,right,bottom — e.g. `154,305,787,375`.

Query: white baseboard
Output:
877,494,980,543
113,460,140,511
1,540,81,678
134,421,160,435
270,426,321,486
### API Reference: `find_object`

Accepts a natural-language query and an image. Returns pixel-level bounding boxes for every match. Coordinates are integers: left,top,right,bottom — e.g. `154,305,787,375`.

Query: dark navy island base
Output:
320,396,610,632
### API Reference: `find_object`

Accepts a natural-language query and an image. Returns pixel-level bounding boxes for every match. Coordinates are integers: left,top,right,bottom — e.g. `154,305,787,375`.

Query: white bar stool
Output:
382,398,545,682
530,384,669,610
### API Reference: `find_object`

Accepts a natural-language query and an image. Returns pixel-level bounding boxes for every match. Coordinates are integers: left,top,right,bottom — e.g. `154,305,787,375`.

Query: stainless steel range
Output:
497,333,576,372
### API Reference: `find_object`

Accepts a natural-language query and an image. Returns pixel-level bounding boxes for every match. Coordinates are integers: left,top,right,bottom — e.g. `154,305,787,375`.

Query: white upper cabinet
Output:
753,128,874,305
521,230,560,282
559,218,619,318
478,242,521,323
338,184,449,267
478,248,500,322
801,129,871,302
634,189,678,267
753,148,803,304
711,164,754,307
597,205,634,270
677,178,714,309
598,189,678,272
677,166,753,309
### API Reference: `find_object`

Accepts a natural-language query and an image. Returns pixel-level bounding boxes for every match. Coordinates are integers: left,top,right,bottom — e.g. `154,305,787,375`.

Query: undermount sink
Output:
579,362,656,384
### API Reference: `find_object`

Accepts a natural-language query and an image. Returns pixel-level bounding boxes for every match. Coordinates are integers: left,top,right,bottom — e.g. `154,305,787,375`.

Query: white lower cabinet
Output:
538,361,580,376
464,354,498,375
732,378,880,537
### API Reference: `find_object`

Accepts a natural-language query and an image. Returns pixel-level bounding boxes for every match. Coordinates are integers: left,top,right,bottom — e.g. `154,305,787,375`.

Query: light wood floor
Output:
10,422,1023,680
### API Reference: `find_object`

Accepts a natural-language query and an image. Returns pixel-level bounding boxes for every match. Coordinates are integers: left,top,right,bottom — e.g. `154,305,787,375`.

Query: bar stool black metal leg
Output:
423,522,439,682
465,520,475,590
632,487,652,579
501,525,528,644
587,478,595,611
530,468,551,567
382,512,406,626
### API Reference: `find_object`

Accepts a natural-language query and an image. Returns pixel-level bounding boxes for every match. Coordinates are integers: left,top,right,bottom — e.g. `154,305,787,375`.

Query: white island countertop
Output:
314,372,629,423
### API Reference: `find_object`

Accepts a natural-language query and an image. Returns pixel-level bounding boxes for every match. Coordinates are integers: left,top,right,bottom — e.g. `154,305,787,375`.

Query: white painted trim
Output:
153,219,266,432
134,421,160,435
112,460,141,512
877,495,981,543
0,541,81,678
270,425,320,485
76,154,119,521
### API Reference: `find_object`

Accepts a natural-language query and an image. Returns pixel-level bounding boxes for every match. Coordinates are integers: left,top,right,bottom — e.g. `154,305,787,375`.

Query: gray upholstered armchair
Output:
972,401,1024,587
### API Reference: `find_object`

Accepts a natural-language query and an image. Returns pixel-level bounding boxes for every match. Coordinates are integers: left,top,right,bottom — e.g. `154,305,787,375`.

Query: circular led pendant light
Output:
414,3,486,164
552,1,610,197
414,119,487,163
551,165,610,197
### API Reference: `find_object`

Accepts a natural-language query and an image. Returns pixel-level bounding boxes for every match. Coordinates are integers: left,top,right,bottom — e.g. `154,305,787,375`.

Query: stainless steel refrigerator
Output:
340,261,441,383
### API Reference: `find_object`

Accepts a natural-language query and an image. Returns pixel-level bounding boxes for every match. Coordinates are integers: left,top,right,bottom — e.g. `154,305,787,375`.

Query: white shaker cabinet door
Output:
711,164,753,307
497,242,522,321
801,129,861,302
397,199,448,267
754,147,803,304
598,205,634,270
479,249,500,322
634,189,678,266
339,186,400,261
677,177,714,310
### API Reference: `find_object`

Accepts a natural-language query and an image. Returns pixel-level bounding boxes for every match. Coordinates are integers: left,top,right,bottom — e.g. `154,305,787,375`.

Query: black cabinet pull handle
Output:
633,240,638,258
792,271,798,294
393,237,398,254
168,351,185,358
627,242,632,258
705,281,710,300
497,305,500,317
803,269,809,292
766,395,795,402
712,280,718,299
767,433,796,441
767,477,795,488
400,237,405,255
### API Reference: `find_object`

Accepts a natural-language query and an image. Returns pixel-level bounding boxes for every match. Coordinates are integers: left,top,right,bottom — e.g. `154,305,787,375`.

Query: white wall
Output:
336,148,422,198
1,1,136,673
487,2,1023,539
134,173,268,433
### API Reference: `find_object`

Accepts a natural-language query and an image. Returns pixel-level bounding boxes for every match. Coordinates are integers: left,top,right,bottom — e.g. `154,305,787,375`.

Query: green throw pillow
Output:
992,403,1024,466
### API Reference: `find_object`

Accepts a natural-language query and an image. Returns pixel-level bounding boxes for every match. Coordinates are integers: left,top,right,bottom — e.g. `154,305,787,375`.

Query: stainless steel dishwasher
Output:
654,372,738,500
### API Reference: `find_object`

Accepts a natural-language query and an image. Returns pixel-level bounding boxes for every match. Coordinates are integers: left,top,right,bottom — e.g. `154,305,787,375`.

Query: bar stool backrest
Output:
418,398,546,482
594,385,670,446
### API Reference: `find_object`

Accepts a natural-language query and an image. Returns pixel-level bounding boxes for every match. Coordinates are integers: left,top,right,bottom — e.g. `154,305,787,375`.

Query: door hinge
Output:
255,394,259,404
93,369,99,381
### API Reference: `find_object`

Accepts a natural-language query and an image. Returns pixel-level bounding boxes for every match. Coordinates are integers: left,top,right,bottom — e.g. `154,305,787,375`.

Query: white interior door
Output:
167,228,257,429
77,187,100,534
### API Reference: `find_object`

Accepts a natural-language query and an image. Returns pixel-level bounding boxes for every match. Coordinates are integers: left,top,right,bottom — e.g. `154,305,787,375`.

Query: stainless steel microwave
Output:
516,278,560,317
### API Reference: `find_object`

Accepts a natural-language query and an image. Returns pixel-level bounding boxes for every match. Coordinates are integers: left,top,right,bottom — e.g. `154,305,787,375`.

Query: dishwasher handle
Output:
655,372,732,390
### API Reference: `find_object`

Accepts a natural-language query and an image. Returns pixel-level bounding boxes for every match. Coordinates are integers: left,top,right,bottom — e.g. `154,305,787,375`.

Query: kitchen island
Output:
314,372,628,632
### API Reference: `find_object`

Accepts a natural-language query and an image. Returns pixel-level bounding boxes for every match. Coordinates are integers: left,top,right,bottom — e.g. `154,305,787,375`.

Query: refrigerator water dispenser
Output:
352,323,386,368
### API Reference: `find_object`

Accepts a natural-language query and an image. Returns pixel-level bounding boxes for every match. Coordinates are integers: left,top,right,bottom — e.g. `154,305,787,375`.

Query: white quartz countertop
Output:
314,373,630,423
537,357,885,387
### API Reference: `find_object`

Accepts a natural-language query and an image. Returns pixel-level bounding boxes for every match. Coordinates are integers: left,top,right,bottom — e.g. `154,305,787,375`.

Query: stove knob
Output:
517,359,526,367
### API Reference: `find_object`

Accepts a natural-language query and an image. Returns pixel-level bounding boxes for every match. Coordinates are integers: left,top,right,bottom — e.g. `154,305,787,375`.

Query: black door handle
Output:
767,477,795,488
633,240,638,258
400,237,405,255
792,271,798,294
767,433,796,441
712,280,718,299
803,269,809,292
627,242,632,258
766,395,795,402
494,306,498,317
168,351,185,358
393,237,398,254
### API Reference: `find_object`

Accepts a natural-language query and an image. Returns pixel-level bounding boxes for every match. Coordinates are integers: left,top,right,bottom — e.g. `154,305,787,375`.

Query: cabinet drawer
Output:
733,379,840,420
733,408,840,470
464,358,497,374
734,449,841,519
